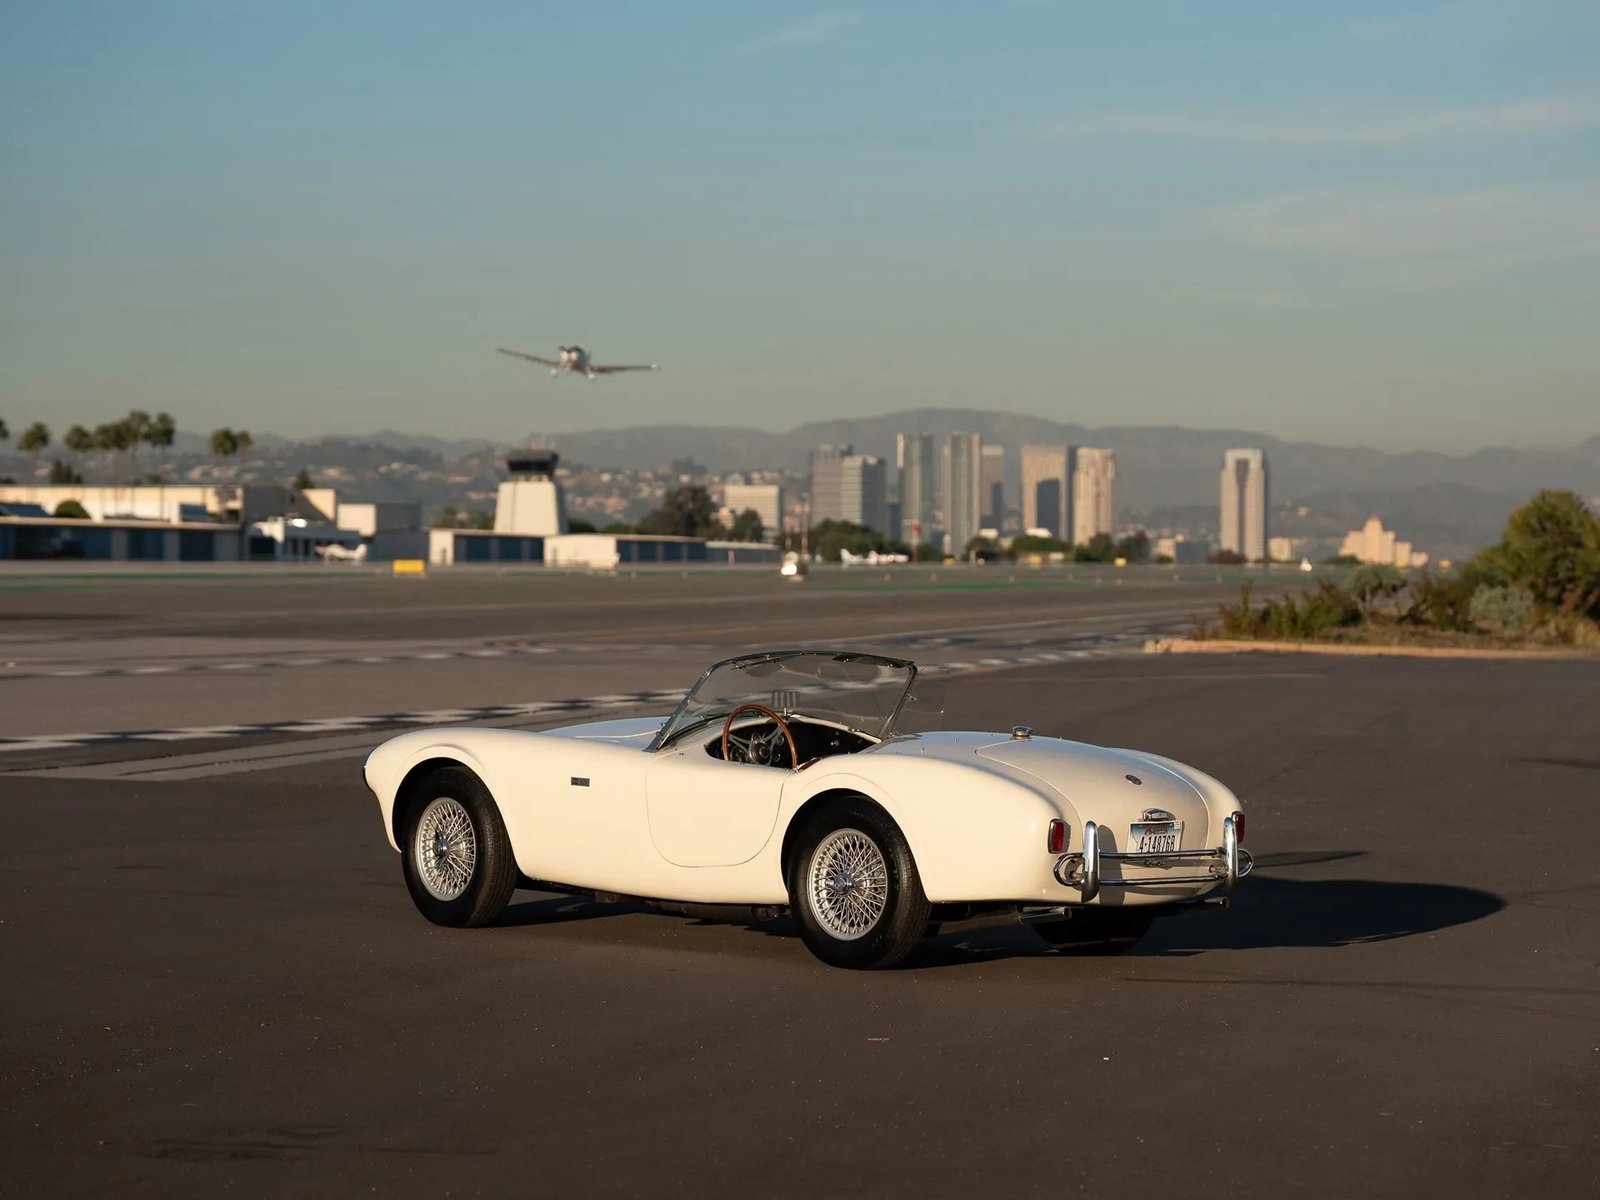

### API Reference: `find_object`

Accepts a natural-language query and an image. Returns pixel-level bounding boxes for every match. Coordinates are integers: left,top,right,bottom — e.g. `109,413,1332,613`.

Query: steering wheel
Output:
722,703,799,770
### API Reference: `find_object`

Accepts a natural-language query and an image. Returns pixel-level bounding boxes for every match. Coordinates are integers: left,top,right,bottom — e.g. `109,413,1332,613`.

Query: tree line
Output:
0,413,253,485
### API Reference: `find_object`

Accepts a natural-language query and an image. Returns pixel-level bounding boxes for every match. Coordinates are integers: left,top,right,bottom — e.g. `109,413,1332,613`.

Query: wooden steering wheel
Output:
721,703,799,769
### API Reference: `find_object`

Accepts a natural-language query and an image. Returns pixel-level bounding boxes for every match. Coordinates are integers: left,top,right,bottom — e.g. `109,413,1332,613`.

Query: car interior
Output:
704,713,877,769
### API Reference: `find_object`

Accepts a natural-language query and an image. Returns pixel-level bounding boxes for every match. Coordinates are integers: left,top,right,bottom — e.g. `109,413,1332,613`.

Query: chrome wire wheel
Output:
413,796,477,902
807,827,890,941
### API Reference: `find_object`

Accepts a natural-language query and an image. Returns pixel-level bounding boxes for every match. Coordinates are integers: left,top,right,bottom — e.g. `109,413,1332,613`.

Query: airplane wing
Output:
496,348,562,368
590,363,659,374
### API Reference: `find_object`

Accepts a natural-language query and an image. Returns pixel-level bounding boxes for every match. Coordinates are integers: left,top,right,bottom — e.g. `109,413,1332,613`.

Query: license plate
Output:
1127,820,1182,854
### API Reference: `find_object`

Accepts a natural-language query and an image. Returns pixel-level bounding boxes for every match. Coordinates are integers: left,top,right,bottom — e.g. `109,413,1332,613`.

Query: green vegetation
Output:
1205,490,1600,649
53,499,90,520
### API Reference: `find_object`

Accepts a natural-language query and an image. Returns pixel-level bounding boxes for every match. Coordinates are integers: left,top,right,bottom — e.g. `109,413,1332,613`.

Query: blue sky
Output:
2,1,1596,450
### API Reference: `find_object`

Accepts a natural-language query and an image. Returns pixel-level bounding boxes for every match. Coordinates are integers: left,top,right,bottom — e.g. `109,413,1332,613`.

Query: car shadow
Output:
911,858,1505,968
495,851,1506,970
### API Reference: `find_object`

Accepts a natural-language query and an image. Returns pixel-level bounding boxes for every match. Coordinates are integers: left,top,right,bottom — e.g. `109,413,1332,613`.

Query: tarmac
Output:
1,566,1596,1197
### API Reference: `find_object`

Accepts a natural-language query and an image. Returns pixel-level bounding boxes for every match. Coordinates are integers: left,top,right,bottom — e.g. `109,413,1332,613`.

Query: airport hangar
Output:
0,449,780,569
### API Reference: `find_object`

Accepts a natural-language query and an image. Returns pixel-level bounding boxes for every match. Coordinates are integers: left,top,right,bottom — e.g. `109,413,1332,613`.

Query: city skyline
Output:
3,3,1595,450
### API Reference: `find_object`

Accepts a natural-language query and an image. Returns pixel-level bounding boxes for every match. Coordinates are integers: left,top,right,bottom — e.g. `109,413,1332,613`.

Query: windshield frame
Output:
647,649,918,752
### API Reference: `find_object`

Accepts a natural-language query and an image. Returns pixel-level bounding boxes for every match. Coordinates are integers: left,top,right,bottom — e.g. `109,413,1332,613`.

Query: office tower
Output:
1072,447,1116,544
1021,444,1069,539
839,454,888,533
897,433,936,548
723,481,784,541
1219,448,1268,562
944,432,983,554
808,444,851,524
980,445,1005,529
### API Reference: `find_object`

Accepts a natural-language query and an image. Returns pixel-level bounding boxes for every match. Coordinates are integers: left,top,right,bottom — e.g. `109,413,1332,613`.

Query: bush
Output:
53,499,90,520
1473,490,1600,620
1214,581,1361,640
1402,570,1478,632
1468,584,1535,635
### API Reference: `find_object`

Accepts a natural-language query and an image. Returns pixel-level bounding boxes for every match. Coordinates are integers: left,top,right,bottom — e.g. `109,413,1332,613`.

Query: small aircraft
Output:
840,548,910,567
496,345,659,380
315,543,368,563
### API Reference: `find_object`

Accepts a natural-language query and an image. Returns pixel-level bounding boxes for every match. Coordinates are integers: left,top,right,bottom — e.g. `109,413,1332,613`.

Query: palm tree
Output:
19,422,50,471
64,424,94,475
124,411,151,479
0,417,9,443
94,421,136,484
209,427,238,465
146,412,176,482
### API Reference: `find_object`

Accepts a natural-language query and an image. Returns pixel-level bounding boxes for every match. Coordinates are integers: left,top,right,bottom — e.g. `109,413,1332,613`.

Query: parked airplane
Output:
315,543,368,563
496,345,659,380
839,548,910,566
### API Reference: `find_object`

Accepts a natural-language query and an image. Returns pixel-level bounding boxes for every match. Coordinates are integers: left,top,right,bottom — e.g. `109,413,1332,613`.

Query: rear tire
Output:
399,766,518,928
1033,908,1153,954
787,799,931,970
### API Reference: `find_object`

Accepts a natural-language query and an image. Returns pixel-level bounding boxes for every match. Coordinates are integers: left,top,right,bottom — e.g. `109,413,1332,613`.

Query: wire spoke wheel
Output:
414,796,478,902
807,828,890,941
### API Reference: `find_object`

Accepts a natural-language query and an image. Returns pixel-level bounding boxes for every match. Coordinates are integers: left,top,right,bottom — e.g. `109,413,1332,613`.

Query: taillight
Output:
1047,819,1067,853
1232,810,1246,843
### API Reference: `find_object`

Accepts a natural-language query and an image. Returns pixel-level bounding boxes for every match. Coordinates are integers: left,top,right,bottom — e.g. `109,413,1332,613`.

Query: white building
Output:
1021,444,1069,540
1339,516,1429,568
723,482,784,541
495,447,567,536
1072,448,1116,545
1219,448,1269,562
942,433,983,555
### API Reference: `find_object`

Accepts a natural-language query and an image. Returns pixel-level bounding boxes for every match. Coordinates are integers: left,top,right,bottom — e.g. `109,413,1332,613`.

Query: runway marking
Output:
0,627,1163,685
0,641,721,682
0,649,1112,760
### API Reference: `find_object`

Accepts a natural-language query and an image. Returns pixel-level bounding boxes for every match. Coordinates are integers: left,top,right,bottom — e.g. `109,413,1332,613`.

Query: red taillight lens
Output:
1047,819,1066,853
1232,810,1246,843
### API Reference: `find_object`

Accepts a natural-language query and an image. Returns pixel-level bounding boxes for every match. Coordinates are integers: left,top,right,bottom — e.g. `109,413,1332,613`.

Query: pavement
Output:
1,567,1596,1197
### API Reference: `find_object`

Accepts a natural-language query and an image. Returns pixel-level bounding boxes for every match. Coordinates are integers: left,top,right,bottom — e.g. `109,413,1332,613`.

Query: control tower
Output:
494,444,568,537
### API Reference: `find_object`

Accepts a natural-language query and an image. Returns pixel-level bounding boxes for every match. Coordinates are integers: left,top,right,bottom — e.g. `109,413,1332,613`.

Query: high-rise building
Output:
839,455,888,533
724,481,784,541
1021,444,1070,539
897,433,936,548
943,432,983,555
1219,448,1268,562
808,444,852,524
1072,448,1116,545
980,446,1005,530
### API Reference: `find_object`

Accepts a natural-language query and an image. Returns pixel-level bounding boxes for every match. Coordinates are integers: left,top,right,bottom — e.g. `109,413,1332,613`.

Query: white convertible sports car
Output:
363,650,1252,969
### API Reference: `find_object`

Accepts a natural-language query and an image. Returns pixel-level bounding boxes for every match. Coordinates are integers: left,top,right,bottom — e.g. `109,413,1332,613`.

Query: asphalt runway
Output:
2,570,1596,1197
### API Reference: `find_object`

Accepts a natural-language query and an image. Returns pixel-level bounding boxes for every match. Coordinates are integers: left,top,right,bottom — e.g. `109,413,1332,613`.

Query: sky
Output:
2,1,1597,451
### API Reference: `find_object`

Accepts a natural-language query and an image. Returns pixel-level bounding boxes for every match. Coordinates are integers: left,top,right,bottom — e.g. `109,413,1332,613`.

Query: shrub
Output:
1468,584,1535,635
1473,490,1600,620
53,499,90,520
1214,581,1361,641
1402,570,1478,632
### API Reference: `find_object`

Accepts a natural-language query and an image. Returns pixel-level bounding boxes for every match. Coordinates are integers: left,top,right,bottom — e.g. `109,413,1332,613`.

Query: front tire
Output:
1032,908,1153,955
399,766,518,928
787,799,931,970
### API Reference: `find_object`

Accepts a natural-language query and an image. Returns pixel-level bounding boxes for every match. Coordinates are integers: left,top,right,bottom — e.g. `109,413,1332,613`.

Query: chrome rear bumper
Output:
1052,813,1253,903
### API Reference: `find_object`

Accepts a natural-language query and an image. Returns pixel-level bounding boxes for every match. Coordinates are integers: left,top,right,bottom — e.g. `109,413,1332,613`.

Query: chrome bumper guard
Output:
1052,814,1253,903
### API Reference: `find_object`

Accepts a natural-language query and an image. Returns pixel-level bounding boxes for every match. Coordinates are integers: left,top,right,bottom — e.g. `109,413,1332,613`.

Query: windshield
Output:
650,650,918,750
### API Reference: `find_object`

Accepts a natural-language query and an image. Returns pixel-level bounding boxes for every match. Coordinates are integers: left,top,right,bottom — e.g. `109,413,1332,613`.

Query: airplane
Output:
315,542,368,563
496,345,659,380
839,548,910,567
